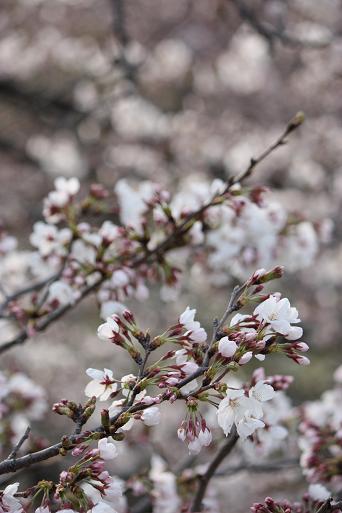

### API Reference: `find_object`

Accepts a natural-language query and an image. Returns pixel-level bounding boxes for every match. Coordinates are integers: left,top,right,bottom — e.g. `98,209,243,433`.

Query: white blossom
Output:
218,336,237,358
47,281,75,305
179,306,196,327
55,177,80,196
97,437,118,460
30,222,72,257
1,483,23,513
308,484,331,501
97,317,120,341
254,295,302,339
141,406,161,426
217,383,275,439
85,368,117,401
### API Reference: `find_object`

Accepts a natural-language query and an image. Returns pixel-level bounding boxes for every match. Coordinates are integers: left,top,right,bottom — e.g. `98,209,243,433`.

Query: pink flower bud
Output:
296,355,311,366
295,342,309,352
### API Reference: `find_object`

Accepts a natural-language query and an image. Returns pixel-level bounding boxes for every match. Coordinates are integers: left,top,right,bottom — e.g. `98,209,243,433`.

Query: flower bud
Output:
238,351,253,365
101,409,111,431
218,337,237,358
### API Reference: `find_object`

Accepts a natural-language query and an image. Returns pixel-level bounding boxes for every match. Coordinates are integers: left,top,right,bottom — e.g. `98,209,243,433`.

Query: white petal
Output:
85,380,105,398
308,484,331,502
250,382,275,402
285,326,303,340
86,368,105,380
218,337,237,358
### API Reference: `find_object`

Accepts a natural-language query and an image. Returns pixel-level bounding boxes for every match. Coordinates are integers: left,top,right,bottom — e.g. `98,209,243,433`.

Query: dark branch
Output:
229,0,332,49
6,427,31,461
190,427,239,512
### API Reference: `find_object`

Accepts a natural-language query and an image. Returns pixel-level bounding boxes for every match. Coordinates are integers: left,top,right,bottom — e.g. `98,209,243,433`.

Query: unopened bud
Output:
286,111,305,134
89,183,109,199
101,409,110,431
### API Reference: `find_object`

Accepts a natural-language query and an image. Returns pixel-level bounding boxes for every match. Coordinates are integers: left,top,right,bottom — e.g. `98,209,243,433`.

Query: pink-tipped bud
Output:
296,355,311,366
294,342,309,352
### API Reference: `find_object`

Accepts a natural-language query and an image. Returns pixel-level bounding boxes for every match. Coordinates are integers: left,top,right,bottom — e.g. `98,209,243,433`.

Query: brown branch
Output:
111,0,129,47
6,427,31,461
190,427,239,512
229,0,332,49
0,112,303,356
0,271,62,316
214,458,299,476
0,271,250,476
229,111,305,187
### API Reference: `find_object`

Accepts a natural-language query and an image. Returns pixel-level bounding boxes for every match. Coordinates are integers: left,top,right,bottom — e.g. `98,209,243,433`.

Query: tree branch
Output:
190,426,239,512
229,0,332,49
6,427,31,461
0,112,303,355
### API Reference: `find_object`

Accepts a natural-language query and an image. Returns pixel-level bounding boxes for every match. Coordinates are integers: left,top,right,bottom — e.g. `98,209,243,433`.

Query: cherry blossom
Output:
218,336,237,358
0,483,23,513
97,437,118,460
217,383,275,439
97,317,120,341
308,484,331,502
254,295,303,339
85,368,117,401
47,281,76,306
30,222,72,258
141,406,161,426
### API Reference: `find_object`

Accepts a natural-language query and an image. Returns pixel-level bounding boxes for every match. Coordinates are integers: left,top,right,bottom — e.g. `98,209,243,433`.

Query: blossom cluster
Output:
0,370,47,458
0,437,125,513
83,282,308,460
299,365,342,485
0,175,336,513
0,174,329,347
252,484,338,513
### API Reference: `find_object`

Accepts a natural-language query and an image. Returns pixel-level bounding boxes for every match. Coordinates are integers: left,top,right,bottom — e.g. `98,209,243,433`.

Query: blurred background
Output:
0,0,341,510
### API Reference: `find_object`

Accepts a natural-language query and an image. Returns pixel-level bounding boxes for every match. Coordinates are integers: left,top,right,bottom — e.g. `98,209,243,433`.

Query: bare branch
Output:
229,0,332,49
190,427,239,512
214,458,299,476
6,427,31,461
110,0,129,47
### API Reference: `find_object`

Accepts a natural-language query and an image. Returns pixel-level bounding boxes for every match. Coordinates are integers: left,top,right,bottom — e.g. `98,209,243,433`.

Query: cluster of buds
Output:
252,484,339,513
97,309,147,364
53,397,96,428
177,400,212,454
251,368,294,391
43,176,80,224
5,437,126,513
218,293,310,366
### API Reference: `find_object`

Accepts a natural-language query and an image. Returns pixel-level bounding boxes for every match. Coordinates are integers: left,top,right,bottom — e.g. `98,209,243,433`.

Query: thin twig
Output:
214,458,299,476
229,111,305,186
202,281,249,371
0,113,303,356
229,0,332,49
6,427,31,461
111,0,129,47
0,271,61,315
